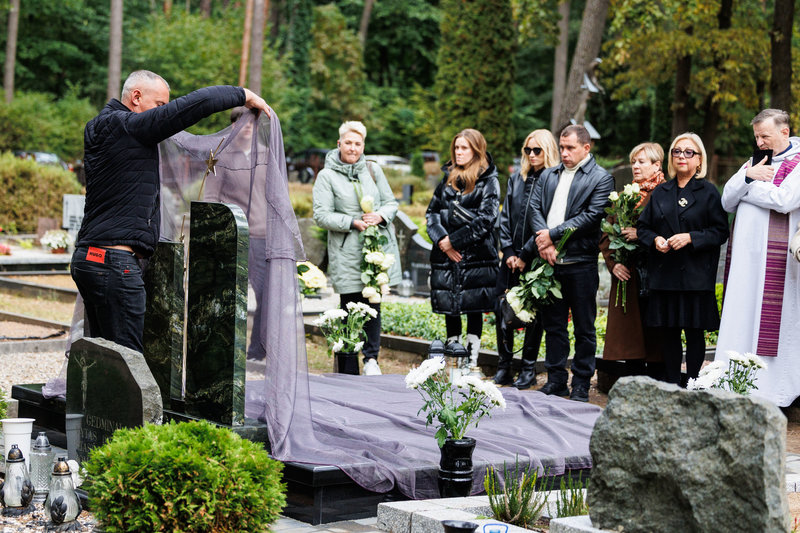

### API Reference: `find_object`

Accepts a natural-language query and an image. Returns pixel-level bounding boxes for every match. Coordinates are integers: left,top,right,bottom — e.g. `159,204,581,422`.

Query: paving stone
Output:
378,500,448,533
411,508,478,533
549,515,610,533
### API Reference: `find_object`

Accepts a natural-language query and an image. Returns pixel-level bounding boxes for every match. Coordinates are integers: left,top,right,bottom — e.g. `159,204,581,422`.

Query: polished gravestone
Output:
65,337,163,462
185,201,248,426
142,241,185,406
393,211,431,295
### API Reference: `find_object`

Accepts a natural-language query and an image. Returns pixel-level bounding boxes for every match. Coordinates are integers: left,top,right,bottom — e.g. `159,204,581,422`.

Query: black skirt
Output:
643,290,720,330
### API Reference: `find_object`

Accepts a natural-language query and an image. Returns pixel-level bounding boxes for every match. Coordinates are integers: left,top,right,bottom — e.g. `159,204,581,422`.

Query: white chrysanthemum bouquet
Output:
405,356,506,447
313,302,377,354
358,195,395,303
687,350,766,395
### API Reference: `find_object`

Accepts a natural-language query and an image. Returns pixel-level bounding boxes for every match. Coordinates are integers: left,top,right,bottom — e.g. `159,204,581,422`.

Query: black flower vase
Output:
438,437,476,497
334,351,360,375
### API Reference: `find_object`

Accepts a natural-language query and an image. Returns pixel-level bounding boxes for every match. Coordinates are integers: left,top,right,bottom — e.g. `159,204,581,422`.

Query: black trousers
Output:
339,292,381,362
661,327,705,385
445,313,483,339
540,262,599,388
71,246,146,353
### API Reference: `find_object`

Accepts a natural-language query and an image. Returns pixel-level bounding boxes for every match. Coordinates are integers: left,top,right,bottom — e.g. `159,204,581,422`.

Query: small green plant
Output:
554,472,589,518
485,458,547,528
0,388,7,419
16,238,34,249
410,151,425,177
83,420,286,532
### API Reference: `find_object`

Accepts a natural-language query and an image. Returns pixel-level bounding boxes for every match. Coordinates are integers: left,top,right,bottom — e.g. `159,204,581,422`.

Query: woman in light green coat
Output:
312,121,401,375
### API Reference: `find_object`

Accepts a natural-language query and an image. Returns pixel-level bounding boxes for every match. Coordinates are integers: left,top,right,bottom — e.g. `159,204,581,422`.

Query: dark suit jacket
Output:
637,177,729,291
520,155,615,264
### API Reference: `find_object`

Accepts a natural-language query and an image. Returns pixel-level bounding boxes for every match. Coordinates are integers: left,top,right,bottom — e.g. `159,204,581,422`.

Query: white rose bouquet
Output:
687,351,766,395
358,195,395,303
505,227,576,323
296,261,327,297
313,302,378,354
406,357,506,447
600,183,645,313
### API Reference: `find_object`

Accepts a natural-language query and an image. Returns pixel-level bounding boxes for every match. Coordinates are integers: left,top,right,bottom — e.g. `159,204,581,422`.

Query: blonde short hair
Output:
629,142,664,166
520,129,560,175
339,121,367,141
667,133,707,179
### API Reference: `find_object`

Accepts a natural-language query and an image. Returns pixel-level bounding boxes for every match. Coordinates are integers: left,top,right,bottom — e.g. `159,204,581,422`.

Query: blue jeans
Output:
71,246,146,353
540,262,599,388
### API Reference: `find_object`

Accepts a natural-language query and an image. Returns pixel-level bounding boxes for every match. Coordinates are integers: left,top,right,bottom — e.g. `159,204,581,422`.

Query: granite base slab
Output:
548,515,608,533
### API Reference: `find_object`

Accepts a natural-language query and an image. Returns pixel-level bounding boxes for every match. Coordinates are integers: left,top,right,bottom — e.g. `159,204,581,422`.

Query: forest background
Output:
1,0,798,186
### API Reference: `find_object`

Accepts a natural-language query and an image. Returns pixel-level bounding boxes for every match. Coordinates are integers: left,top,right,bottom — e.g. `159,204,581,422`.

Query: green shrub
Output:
0,152,82,233
0,389,7,419
410,151,425,177
553,472,588,518
292,194,313,218
84,420,286,533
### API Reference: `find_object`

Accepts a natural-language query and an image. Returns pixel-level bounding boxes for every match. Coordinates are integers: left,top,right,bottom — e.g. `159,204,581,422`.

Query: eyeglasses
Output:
671,148,699,158
523,147,543,156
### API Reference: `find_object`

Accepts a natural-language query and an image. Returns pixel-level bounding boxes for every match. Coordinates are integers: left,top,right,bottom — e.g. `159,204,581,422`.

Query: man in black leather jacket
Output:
71,70,270,352
519,125,614,402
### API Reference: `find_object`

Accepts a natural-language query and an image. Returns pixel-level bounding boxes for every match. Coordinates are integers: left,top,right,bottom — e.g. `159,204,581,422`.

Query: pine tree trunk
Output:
358,0,375,48
248,0,267,94
770,0,794,112
201,0,212,17
3,0,20,103
550,0,570,132
240,0,254,87
700,0,732,182
107,0,124,101
671,42,692,139
554,0,609,133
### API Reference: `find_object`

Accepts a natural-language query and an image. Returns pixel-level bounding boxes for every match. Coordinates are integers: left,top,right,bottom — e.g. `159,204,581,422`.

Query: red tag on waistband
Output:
86,247,106,263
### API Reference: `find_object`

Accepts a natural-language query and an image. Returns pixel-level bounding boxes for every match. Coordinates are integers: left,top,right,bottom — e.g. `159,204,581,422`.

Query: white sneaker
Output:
363,358,382,376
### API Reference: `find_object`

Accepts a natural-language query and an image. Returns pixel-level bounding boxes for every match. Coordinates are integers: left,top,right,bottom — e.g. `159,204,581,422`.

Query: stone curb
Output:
549,516,608,533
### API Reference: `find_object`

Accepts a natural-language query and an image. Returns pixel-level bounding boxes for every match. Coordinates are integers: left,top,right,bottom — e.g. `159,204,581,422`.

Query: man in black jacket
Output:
519,125,614,402
71,70,270,352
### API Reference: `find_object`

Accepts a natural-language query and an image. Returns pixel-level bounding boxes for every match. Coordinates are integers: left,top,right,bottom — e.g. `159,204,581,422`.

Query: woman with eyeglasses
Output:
599,142,666,380
494,129,560,388
637,133,729,385
426,128,500,376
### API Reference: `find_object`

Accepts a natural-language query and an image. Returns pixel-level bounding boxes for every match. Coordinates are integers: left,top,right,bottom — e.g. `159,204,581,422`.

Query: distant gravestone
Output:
62,194,85,240
393,211,431,295
142,241,185,405
588,376,789,533
185,202,248,426
66,338,163,462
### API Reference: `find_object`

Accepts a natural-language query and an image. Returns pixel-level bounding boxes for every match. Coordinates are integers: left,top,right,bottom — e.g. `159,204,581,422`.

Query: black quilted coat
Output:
425,159,500,315
76,86,245,257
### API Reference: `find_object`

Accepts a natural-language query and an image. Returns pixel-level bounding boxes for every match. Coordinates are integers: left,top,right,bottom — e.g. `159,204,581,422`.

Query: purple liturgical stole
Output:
756,153,800,356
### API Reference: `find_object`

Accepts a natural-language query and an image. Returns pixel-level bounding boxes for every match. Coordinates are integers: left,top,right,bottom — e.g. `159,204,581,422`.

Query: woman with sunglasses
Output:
637,133,729,385
599,142,666,380
494,129,560,388
426,128,500,376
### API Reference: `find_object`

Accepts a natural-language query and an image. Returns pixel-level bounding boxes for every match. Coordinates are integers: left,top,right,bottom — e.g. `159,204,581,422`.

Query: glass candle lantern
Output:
1,444,34,514
30,431,54,502
44,456,82,526
397,271,415,297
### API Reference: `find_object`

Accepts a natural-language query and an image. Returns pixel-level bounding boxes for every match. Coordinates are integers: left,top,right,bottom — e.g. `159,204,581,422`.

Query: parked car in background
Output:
14,150,72,172
365,154,411,175
286,148,329,183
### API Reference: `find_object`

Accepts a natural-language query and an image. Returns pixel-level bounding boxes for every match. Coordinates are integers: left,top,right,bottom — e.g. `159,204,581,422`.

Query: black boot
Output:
494,364,514,385
513,359,537,389
494,316,515,385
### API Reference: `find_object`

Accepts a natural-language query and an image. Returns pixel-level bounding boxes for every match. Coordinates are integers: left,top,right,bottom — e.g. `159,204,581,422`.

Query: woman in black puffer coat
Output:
426,128,500,375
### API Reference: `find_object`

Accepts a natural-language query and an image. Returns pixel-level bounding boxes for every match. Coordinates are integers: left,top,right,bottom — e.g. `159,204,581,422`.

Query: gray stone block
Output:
588,376,789,533
549,516,608,533
411,508,477,533
378,500,447,533
6,398,19,418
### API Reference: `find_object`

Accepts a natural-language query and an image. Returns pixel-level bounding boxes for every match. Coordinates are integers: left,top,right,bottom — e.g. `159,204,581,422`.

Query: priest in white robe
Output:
716,108,800,406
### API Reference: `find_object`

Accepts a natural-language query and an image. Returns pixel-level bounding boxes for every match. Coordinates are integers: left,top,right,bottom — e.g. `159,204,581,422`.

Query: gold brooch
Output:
678,198,688,207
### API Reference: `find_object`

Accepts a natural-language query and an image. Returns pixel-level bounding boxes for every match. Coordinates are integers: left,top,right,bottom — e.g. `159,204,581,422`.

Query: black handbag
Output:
499,292,526,330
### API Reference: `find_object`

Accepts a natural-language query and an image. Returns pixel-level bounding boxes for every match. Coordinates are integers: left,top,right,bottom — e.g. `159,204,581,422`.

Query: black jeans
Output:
662,327,705,385
540,262,599,388
339,292,380,362
71,246,146,353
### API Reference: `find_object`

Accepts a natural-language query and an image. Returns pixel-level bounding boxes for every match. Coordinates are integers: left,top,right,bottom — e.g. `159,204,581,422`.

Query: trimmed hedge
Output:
0,152,82,233
83,420,285,533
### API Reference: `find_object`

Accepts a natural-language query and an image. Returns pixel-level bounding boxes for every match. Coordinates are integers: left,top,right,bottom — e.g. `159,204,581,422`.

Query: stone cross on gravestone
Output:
66,338,163,462
184,201,248,427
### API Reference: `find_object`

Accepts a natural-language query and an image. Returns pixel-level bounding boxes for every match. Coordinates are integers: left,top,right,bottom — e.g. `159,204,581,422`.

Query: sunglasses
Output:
671,148,699,158
523,147,543,156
